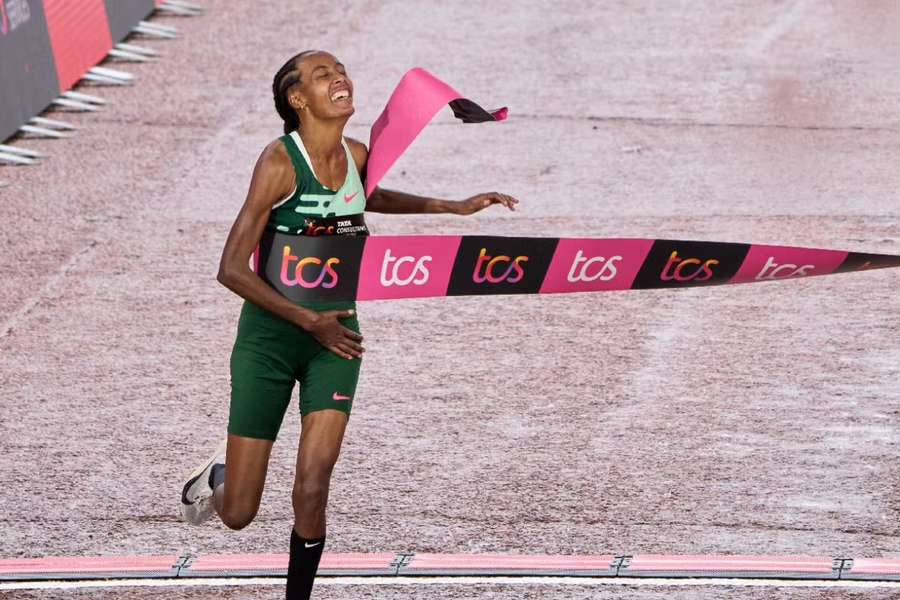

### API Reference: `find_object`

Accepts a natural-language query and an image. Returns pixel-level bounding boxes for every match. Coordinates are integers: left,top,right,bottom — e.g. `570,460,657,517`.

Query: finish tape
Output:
365,67,507,196
256,233,900,303
256,70,898,302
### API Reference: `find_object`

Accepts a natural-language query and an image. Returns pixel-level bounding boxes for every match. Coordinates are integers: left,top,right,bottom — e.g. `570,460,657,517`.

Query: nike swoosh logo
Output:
332,392,351,401
343,191,358,203
304,542,322,548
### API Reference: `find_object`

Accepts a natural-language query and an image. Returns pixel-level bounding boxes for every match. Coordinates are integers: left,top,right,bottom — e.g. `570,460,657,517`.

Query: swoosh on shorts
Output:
332,392,351,401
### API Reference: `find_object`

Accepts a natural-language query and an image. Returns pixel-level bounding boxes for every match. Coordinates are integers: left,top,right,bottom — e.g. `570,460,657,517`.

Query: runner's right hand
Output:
307,309,364,359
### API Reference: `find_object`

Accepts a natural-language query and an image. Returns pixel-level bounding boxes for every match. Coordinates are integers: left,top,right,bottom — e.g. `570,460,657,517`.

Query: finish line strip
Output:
4,576,900,592
2,553,898,583
255,234,900,303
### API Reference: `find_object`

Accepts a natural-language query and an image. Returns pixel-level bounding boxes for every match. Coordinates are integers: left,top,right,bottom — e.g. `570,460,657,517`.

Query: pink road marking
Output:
0,555,178,574
406,553,616,570
849,558,900,574
186,553,397,571
627,554,834,572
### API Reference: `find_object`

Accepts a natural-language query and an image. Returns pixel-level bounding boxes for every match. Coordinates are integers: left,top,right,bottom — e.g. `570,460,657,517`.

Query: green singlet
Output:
228,132,368,440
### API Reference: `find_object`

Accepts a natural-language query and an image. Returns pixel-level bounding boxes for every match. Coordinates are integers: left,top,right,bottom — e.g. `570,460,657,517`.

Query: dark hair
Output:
272,51,316,134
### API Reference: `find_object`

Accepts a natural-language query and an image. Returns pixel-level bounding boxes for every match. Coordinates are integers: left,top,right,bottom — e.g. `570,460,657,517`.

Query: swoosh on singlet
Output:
343,191,358,203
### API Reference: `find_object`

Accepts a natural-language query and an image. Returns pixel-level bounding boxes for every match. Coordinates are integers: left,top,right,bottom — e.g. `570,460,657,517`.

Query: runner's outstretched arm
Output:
368,186,519,214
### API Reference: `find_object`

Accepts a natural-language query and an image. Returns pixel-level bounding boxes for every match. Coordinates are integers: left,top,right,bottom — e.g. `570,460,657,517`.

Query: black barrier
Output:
0,0,59,142
0,0,164,144
104,0,155,43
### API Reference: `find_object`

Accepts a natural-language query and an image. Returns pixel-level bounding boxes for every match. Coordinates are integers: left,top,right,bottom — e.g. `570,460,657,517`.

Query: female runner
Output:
179,50,518,599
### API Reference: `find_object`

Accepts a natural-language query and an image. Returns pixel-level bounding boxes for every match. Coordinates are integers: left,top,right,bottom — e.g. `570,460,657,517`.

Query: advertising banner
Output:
104,0,154,43
42,0,112,91
0,0,59,142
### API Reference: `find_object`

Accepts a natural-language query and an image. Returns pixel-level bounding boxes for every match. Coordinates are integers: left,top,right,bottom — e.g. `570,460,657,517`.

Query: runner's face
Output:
296,53,354,119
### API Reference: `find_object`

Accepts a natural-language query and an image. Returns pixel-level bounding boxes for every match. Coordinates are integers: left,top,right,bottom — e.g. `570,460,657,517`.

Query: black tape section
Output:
447,236,559,296
449,98,500,123
836,251,900,273
632,239,751,289
257,231,364,303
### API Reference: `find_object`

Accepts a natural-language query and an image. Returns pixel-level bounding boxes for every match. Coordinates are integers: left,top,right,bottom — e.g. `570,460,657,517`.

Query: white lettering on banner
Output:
1,0,31,34
380,249,432,286
566,250,621,283
755,256,815,280
335,225,367,234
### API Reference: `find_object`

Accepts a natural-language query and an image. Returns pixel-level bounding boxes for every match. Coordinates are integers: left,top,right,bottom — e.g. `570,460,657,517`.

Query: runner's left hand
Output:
455,192,519,215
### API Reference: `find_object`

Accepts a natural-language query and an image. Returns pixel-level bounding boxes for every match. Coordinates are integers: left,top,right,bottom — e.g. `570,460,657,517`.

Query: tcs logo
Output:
660,250,719,282
279,245,340,288
472,248,528,284
304,222,335,236
567,250,621,283
380,248,431,286
755,257,814,280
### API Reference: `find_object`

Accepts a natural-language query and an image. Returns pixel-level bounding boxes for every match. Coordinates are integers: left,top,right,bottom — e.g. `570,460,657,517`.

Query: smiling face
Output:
287,51,354,121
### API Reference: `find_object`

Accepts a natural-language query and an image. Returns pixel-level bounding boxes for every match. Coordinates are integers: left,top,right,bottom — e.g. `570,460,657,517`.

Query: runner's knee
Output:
292,469,331,514
219,499,260,530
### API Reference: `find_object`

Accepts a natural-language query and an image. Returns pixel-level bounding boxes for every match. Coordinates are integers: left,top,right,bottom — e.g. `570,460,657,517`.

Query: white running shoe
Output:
180,438,227,525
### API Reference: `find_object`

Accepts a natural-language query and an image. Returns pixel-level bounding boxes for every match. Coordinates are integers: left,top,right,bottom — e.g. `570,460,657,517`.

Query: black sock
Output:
208,463,226,490
286,529,325,600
